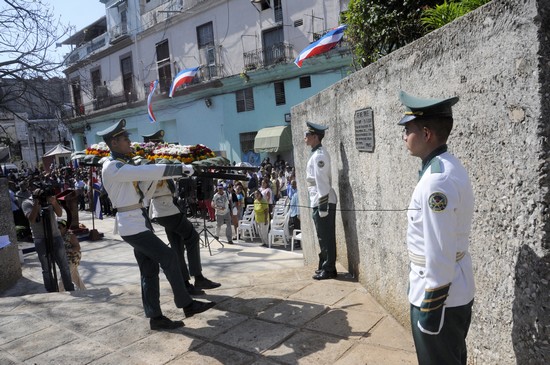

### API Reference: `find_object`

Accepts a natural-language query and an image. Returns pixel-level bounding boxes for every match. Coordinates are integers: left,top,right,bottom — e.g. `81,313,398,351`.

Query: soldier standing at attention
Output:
304,122,338,280
399,91,475,365
97,119,215,331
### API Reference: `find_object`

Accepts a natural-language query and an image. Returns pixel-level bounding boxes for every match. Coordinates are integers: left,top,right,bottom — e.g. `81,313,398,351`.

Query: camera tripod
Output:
197,204,223,256
40,204,59,292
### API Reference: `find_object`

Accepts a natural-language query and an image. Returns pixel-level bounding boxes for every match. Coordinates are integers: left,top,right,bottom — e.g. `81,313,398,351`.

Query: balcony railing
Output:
243,42,294,70
141,0,208,31
67,87,138,118
93,87,138,111
64,32,109,66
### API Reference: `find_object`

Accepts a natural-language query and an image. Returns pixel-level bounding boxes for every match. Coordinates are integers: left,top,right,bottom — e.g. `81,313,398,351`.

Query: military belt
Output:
116,203,143,212
408,250,466,267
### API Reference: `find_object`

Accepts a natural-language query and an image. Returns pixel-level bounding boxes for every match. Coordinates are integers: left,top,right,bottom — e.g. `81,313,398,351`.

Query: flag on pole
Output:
168,66,200,98
294,24,347,68
91,168,103,220
147,79,159,123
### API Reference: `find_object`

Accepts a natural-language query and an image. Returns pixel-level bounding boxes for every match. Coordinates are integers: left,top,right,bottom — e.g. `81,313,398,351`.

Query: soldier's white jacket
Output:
306,144,337,208
147,180,180,219
102,156,183,236
407,151,475,331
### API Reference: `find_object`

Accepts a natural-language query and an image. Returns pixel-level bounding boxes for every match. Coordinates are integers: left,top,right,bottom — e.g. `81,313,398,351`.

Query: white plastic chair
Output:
237,210,256,241
268,212,290,248
291,229,302,251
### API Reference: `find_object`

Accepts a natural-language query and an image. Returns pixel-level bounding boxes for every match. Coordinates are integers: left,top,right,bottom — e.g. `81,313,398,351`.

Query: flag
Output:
147,79,159,123
91,167,103,220
294,24,347,68
92,181,103,220
168,66,199,98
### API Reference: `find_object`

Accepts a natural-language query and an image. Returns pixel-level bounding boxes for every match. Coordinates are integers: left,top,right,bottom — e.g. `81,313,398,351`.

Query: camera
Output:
32,182,55,205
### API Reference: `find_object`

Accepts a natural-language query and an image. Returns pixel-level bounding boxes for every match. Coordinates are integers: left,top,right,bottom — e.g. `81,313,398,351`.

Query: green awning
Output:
254,125,292,153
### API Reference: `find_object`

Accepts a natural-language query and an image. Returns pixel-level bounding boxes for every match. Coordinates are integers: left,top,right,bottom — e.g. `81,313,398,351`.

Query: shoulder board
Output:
430,159,443,174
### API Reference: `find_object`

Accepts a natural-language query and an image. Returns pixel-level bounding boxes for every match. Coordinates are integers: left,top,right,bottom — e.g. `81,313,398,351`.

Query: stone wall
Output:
291,0,549,363
0,178,22,291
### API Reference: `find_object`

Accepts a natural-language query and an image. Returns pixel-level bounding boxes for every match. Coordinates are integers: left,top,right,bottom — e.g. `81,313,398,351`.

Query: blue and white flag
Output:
294,24,347,68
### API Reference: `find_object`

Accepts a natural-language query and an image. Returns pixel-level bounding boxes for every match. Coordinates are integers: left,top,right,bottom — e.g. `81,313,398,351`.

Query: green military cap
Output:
142,130,165,143
96,119,130,142
306,121,328,136
398,91,459,125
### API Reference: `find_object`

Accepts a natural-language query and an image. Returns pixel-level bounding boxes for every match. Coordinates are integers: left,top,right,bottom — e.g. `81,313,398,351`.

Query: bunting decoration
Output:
147,79,159,123
168,66,200,98
294,24,347,68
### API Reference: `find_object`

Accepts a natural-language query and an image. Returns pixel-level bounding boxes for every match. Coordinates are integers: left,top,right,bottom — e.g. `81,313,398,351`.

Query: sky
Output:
45,0,107,60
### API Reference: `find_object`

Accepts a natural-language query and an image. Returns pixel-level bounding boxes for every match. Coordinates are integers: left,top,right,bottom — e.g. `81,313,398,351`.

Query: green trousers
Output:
410,300,474,365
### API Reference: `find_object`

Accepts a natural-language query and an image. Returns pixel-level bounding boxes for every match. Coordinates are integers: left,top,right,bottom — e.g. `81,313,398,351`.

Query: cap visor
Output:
398,115,417,125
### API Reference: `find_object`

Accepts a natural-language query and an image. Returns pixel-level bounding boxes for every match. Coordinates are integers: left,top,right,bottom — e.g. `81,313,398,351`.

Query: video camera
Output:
31,181,56,205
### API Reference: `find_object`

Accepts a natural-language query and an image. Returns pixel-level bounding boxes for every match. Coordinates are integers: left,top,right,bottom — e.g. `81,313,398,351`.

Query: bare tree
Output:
0,0,71,121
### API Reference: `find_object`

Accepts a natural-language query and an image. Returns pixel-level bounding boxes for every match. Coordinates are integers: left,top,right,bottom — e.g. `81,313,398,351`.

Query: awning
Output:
254,125,292,153
44,144,73,157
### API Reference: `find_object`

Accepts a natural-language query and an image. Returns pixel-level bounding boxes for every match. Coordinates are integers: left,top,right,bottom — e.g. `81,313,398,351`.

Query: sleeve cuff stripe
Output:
420,303,444,312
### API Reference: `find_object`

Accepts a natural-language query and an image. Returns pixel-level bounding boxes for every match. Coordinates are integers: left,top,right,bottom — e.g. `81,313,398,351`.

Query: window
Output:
274,81,285,105
299,75,311,89
293,19,303,27
120,55,134,101
236,87,254,112
197,22,217,78
156,40,172,93
240,132,257,152
197,22,214,48
274,0,283,22
71,78,83,116
90,69,101,99
262,26,284,66
255,0,270,11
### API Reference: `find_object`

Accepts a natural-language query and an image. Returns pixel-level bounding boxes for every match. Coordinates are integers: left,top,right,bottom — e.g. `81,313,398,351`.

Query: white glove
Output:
181,163,194,177
319,210,328,218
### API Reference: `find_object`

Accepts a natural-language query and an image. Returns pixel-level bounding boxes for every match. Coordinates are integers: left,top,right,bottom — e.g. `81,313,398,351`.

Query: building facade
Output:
0,77,72,169
63,0,352,164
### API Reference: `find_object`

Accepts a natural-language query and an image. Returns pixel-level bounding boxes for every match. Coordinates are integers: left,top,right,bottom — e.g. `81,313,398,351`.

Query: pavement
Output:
0,211,416,365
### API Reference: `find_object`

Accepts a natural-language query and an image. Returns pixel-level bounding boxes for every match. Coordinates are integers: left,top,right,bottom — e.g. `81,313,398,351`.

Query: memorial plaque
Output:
354,108,375,152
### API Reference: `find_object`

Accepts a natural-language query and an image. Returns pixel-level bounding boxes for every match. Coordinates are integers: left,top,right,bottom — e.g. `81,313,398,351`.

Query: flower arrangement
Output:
84,142,217,164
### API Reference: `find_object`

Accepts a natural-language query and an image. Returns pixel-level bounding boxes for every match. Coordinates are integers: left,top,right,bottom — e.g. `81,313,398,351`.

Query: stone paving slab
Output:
0,211,416,364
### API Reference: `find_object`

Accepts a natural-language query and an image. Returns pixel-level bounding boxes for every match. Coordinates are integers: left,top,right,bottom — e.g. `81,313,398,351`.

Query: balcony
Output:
66,87,138,118
109,24,129,44
65,32,109,66
141,0,208,31
243,42,294,71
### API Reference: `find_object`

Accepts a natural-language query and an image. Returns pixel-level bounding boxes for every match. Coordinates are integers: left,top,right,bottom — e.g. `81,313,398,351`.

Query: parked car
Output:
1,163,19,178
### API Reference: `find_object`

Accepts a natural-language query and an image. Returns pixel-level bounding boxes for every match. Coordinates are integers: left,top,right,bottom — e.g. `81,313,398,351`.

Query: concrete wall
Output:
0,178,22,291
291,1,549,363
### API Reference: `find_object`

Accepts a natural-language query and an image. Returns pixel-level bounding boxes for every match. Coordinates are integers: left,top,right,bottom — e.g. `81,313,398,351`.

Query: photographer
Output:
21,187,75,292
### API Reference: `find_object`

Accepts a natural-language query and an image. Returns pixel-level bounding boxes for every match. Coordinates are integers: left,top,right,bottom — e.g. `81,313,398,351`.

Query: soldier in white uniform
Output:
97,119,215,331
399,91,475,365
141,130,221,295
304,122,338,280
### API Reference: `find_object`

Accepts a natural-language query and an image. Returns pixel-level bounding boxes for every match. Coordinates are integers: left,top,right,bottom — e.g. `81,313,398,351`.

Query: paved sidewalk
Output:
0,211,416,364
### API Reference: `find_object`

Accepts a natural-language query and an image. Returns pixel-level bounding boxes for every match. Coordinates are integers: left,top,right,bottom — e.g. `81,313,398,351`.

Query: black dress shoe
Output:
184,300,216,318
194,277,221,290
312,270,337,280
186,283,206,295
315,269,323,274
150,315,184,330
